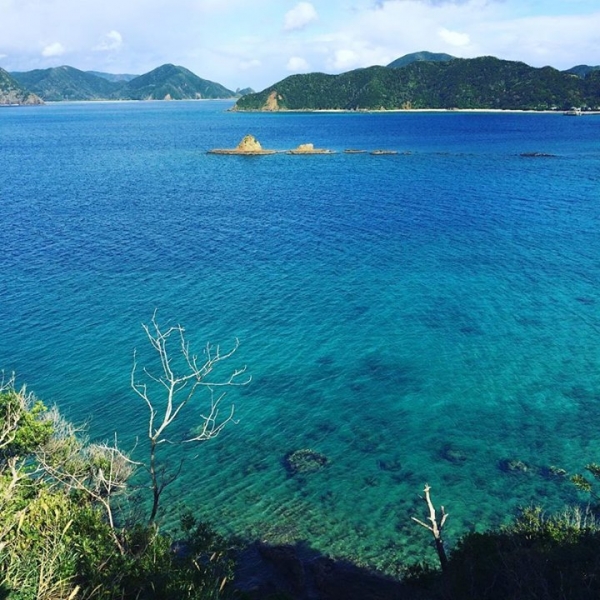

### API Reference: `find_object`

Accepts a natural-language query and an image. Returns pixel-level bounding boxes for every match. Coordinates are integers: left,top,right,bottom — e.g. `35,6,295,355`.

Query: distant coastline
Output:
4,53,600,108
230,107,600,115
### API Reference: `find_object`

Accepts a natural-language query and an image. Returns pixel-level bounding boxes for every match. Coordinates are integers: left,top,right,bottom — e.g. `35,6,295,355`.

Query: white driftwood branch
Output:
412,483,449,571
411,483,448,538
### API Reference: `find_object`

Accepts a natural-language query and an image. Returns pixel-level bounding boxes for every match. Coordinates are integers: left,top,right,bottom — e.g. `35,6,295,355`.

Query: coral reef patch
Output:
285,449,329,475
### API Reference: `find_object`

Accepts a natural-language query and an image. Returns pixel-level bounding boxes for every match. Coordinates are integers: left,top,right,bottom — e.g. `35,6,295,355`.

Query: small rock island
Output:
208,134,277,155
208,135,414,156
208,135,336,155
287,143,335,155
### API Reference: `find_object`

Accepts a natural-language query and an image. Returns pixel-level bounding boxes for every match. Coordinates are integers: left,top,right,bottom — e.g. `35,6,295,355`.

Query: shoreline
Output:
11,99,600,115
232,107,600,115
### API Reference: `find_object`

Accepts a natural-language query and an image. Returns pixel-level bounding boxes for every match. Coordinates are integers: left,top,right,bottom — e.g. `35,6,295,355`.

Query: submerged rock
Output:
377,457,403,472
499,458,530,473
519,152,556,158
541,465,568,479
284,449,329,475
440,444,468,464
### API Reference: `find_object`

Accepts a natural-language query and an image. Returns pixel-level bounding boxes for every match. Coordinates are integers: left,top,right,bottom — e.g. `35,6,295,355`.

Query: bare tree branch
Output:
130,311,250,523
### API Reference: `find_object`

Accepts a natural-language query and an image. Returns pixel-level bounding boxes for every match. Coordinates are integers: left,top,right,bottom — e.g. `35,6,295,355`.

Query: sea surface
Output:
2,100,600,573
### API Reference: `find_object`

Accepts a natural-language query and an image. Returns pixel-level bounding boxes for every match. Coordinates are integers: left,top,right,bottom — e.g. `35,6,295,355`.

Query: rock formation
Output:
288,143,334,155
0,68,44,105
264,90,281,111
208,134,277,155
237,134,263,152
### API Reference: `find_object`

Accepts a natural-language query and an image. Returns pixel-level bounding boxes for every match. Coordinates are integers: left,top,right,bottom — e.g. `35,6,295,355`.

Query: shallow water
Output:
2,101,600,572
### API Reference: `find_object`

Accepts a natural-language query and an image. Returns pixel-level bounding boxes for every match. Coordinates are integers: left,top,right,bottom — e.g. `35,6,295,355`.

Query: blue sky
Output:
1,0,599,91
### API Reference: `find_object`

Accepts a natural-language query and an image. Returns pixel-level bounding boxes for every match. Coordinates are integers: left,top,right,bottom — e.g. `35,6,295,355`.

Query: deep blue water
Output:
2,100,600,573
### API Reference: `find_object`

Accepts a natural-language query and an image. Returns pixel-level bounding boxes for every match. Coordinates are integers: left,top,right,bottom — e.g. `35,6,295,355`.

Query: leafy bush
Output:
0,378,237,599
443,506,600,600
73,514,236,600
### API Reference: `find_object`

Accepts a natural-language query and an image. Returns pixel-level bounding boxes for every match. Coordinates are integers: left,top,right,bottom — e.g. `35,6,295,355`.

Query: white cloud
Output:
439,27,470,46
0,0,599,91
42,42,65,57
286,56,310,71
240,58,261,70
284,2,318,32
331,48,360,70
94,30,123,52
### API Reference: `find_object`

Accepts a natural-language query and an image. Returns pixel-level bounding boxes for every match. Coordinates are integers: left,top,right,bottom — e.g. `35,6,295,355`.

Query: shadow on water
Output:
235,540,427,600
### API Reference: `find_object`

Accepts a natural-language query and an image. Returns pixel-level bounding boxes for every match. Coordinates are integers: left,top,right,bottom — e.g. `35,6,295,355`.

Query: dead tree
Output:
131,311,250,523
412,483,449,572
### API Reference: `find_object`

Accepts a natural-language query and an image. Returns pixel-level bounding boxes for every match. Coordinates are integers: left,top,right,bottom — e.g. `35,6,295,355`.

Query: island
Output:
208,134,278,155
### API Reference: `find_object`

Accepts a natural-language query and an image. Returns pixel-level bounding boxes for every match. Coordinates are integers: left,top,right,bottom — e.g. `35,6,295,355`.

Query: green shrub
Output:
444,506,600,600
74,514,236,599
0,379,237,600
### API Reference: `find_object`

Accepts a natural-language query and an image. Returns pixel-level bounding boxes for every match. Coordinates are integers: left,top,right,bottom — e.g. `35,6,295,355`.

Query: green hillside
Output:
11,66,121,101
5,55,600,107
86,70,139,82
564,64,600,78
8,64,236,101
235,56,600,111
0,68,43,105
117,64,236,100
387,50,455,69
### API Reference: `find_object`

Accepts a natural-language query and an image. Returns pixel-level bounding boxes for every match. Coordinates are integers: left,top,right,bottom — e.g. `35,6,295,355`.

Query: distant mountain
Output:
86,71,139,83
6,55,600,107
564,64,600,79
387,51,455,69
8,64,236,101
235,56,600,111
0,68,43,105
236,87,255,97
117,64,236,100
11,66,121,101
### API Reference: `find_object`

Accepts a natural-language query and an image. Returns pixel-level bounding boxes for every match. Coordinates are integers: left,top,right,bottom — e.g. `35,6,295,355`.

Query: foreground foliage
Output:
409,505,600,600
1,314,247,599
0,377,236,600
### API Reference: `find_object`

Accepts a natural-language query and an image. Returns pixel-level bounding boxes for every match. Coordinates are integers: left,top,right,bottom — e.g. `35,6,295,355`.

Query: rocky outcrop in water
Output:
288,143,335,154
208,134,277,155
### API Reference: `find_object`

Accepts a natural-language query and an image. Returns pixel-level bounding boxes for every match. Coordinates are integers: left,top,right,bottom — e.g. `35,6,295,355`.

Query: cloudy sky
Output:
1,0,599,91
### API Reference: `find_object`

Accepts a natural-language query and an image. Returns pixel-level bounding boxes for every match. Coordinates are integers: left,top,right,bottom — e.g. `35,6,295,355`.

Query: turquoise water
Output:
2,101,600,573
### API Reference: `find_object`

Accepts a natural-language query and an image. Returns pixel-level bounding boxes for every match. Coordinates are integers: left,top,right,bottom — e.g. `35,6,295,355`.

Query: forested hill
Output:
234,56,600,111
565,64,600,78
386,50,455,69
0,68,43,105
11,66,122,101
8,64,237,101
119,64,235,100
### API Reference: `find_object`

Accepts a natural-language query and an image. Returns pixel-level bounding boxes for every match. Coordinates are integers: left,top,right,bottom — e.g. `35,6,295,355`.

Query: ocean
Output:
2,100,600,573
